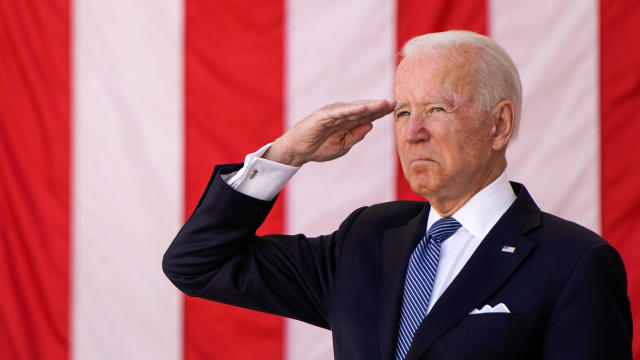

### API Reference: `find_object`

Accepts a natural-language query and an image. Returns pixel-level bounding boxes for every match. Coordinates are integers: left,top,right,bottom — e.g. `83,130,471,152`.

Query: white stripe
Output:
285,0,396,358
72,1,183,359
491,0,600,232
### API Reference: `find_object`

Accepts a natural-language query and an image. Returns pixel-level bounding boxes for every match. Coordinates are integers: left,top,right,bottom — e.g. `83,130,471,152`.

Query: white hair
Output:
402,30,522,136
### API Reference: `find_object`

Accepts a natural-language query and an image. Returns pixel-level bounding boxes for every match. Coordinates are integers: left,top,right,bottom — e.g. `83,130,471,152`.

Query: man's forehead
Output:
396,47,478,80
395,51,478,105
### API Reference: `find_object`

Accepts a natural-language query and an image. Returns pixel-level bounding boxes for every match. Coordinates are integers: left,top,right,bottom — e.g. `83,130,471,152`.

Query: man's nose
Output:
404,113,429,143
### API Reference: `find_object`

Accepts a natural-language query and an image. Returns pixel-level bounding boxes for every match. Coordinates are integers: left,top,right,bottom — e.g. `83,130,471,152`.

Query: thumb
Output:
345,123,373,147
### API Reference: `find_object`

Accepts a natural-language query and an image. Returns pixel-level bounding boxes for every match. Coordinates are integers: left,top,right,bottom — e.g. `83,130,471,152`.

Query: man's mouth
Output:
409,158,436,165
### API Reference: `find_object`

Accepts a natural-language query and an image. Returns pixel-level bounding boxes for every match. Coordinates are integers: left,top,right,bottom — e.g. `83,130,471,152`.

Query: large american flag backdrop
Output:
1,0,639,359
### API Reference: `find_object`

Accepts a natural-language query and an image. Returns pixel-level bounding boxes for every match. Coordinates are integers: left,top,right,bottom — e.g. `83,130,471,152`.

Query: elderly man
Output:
163,31,632,359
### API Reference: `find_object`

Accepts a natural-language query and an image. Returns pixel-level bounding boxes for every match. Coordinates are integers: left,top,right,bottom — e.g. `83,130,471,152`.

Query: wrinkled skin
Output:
394,47,513,216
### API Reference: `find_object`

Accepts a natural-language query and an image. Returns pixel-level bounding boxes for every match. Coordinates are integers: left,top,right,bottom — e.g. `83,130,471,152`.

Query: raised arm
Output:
162,99,393,327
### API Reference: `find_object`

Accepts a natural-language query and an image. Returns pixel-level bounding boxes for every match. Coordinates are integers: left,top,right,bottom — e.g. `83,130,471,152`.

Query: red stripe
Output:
184,0,285,358
599,1,640,357
395,0,487,201
0,1,70,359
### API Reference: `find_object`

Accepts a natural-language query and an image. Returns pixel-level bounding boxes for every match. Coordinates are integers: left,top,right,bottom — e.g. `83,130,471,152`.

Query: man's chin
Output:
407,178,437,199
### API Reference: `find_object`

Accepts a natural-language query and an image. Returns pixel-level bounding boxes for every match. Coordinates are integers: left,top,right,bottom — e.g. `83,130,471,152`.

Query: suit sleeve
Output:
542,242,632,359
162,164,364,329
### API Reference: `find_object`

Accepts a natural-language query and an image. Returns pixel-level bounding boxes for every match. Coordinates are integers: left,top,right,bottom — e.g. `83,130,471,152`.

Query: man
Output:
163,30,632,359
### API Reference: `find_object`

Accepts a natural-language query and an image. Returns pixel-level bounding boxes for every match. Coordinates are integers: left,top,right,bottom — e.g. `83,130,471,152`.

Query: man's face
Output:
394,48,497,203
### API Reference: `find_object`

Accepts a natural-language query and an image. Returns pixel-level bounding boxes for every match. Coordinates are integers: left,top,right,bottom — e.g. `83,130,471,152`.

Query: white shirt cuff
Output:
222,143,299,201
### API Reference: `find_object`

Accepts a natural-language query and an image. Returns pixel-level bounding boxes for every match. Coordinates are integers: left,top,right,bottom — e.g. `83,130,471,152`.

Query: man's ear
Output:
490,100,515,151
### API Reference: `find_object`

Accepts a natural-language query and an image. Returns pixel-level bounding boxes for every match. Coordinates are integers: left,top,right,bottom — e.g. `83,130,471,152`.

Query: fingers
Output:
323,100,395,128
274,99,393,166
345,123,374,147
330,100,394,118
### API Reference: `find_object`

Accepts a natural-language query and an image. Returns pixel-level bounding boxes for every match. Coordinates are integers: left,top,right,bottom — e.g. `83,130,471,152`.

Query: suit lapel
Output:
378,204,430,360
405,182,541,359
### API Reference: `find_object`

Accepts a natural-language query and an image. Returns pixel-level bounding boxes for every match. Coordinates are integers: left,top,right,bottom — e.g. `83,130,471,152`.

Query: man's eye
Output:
431,107,445,112
396,111,410,117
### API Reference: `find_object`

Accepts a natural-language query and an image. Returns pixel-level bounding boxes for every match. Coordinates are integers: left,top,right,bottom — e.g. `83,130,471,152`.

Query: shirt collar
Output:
427,171,516,240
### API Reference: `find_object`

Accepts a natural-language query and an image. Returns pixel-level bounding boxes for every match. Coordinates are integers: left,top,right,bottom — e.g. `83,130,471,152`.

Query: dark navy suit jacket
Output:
163,164,632,359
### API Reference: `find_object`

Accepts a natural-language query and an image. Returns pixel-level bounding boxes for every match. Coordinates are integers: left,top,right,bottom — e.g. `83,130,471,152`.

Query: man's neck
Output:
428,160,507,217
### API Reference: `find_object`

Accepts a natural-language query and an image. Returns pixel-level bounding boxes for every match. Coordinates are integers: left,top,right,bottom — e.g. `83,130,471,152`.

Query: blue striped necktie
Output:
394,217,462,360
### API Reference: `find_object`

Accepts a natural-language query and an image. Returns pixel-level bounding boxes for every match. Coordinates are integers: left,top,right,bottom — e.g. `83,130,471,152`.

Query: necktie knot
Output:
427,217,461,244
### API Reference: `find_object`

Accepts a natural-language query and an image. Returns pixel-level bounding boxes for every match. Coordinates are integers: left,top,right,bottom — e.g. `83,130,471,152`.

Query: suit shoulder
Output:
536,211,610,253
348,200,426,227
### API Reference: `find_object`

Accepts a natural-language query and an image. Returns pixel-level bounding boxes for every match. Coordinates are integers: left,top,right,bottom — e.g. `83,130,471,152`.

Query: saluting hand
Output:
263,100,395,167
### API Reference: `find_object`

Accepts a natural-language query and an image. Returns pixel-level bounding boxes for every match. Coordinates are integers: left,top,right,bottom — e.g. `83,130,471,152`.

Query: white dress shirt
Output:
424,172,516,314
223,143,298,201
224,144,517,314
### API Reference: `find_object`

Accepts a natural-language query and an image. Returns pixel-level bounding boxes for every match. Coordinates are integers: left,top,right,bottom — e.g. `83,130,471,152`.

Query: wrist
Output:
262,139,306,167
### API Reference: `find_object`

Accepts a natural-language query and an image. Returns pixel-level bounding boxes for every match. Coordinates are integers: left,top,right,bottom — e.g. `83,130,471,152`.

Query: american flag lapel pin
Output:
501,245,516,254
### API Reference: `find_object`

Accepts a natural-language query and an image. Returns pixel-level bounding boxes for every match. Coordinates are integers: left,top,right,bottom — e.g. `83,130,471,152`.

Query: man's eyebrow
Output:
394,99,449,111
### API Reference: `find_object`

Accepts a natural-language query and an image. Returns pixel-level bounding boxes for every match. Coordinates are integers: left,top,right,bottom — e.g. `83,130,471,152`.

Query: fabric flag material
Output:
1,0,639,359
